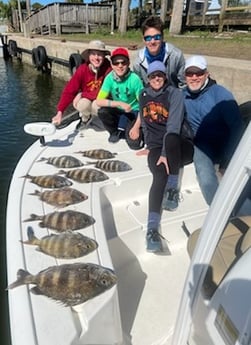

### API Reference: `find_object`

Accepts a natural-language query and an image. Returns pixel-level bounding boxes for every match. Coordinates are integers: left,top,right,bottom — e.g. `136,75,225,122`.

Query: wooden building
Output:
186,0,251,31
24,3,114,36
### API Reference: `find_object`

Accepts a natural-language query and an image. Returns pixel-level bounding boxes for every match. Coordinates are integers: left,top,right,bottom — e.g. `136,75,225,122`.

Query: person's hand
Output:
52,111,63,125
119,102,131,112
156,156,169,174
129,125,140,140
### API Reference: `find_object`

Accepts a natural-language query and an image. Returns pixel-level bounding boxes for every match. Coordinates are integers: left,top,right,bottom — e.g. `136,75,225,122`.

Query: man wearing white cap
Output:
183,55,243,205
52,40,112,127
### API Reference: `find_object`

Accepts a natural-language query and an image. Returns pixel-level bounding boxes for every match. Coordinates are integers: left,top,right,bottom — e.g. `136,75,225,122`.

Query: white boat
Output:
6,116,251,345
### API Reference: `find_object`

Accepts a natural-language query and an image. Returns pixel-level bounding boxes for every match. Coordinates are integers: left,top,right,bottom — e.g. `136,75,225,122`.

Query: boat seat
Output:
187,216,251,298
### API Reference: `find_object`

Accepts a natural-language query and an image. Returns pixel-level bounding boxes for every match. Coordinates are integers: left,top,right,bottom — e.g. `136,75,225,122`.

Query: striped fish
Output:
58,168,109,183
22,174,72,188
7,262,117,307
22,227,98,259
29,188,88,208
75,149,117,160
23,210,95,232
37,155,84,168
89,160,132,172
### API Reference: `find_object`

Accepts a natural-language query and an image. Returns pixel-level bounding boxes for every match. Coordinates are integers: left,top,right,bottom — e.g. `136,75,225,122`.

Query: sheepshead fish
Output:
22,227,98,258
22,174,72,188
24,210,95,232
7,262,117,307
89,160,132,172
75,149,117,160
59,168,109,183
29,187,88,208
37,155,84,168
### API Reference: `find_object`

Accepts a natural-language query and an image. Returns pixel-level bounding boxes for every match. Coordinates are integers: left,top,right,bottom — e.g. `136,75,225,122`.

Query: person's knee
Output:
91,100,99,116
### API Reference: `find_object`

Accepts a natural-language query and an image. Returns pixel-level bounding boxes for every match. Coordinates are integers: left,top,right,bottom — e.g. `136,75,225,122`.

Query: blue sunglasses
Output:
144,34,162,42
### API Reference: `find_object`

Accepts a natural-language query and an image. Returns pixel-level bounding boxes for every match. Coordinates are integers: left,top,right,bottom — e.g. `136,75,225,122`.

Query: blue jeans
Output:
193,146,219,205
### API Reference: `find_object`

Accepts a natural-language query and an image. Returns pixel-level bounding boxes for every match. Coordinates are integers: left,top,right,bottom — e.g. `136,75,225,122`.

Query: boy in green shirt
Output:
96,47,144,143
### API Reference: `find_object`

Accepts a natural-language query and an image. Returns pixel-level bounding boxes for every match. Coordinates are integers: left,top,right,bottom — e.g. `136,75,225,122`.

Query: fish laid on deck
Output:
7,262,117,307
29,188,88,208
75,149,117,160
37,155,84,168
59,168,109,183
23,210,95,232
22,174,72,188
22,227,98,258
88,160,132,172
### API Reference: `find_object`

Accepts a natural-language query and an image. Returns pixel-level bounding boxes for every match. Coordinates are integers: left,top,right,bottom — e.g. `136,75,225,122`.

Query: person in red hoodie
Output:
52,40,112,127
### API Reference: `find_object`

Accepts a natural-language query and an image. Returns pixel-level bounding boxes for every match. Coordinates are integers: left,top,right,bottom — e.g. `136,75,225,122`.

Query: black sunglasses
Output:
149,72,166,79
112,60,128,66
144,34,162,42
185,70,205,77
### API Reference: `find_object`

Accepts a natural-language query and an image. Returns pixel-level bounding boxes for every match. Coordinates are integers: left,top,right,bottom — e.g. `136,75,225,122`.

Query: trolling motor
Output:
24,122,56,146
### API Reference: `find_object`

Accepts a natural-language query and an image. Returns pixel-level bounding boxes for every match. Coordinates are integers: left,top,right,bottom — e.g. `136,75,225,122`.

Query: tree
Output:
160,0,168,24
32,2,43,10
118,0,130,33
169,0,184,35
0,1,10,18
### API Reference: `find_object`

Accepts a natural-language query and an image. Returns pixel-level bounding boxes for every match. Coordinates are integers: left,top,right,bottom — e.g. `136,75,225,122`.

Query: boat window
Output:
187,215,251,299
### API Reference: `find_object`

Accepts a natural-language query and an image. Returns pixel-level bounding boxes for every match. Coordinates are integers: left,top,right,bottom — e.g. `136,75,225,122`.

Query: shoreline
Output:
6,34,251,104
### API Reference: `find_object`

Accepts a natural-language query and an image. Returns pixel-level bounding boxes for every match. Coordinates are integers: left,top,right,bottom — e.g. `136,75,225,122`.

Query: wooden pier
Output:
24,3,114,36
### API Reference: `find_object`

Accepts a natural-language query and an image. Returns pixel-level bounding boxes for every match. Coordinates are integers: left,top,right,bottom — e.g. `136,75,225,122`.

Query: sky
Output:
2,0,108,5
1,0,139,11
2,0,138,7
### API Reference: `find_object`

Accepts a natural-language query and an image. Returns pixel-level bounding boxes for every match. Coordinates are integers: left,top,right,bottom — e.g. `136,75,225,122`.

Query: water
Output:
0,58,66,345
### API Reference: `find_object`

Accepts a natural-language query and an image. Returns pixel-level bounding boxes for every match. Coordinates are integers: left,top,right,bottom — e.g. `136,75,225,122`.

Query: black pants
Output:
98,107,137,135
148,134,194,214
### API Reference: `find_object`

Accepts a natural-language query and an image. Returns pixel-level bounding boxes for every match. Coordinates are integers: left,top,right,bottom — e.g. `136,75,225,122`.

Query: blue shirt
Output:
183,81,243,167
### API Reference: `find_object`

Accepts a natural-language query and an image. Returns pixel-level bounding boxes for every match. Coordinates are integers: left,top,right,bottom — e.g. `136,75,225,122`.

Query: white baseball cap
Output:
185,55,207,71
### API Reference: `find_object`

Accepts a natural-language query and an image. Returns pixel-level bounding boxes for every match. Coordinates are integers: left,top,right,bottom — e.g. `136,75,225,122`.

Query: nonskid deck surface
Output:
7,119,208,345
102,172,207,345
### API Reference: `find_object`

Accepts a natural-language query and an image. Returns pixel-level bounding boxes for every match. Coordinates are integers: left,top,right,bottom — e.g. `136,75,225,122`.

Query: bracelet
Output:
108,100,111,107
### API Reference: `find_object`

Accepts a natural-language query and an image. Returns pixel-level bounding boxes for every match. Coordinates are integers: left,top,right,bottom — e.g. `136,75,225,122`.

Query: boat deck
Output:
6,119,208,345
102,168,207,344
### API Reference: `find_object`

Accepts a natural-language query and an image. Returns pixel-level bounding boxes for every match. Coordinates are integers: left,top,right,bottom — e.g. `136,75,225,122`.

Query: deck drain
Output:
133,200,140,206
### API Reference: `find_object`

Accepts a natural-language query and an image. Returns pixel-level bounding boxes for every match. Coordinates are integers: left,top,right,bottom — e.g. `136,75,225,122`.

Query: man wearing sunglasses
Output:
133,15,185,88
96,47,143,143
183,55,243,205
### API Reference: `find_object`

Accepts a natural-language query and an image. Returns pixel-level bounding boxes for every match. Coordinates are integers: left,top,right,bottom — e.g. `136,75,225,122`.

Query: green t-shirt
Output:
97,69,144,111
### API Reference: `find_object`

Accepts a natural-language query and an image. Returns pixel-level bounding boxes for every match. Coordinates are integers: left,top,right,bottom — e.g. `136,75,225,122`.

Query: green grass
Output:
50,29,251,60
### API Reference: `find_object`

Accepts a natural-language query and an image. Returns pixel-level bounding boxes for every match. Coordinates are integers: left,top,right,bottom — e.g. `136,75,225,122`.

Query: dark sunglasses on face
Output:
144,34,162,42
149,72,165,79
185,70,205,77
112,60,128,66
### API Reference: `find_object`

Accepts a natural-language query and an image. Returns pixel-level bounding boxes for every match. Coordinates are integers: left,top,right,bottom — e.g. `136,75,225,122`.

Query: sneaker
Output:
162,188,179,211
76,115,92,130
108,130,123,143
146,229,162,252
